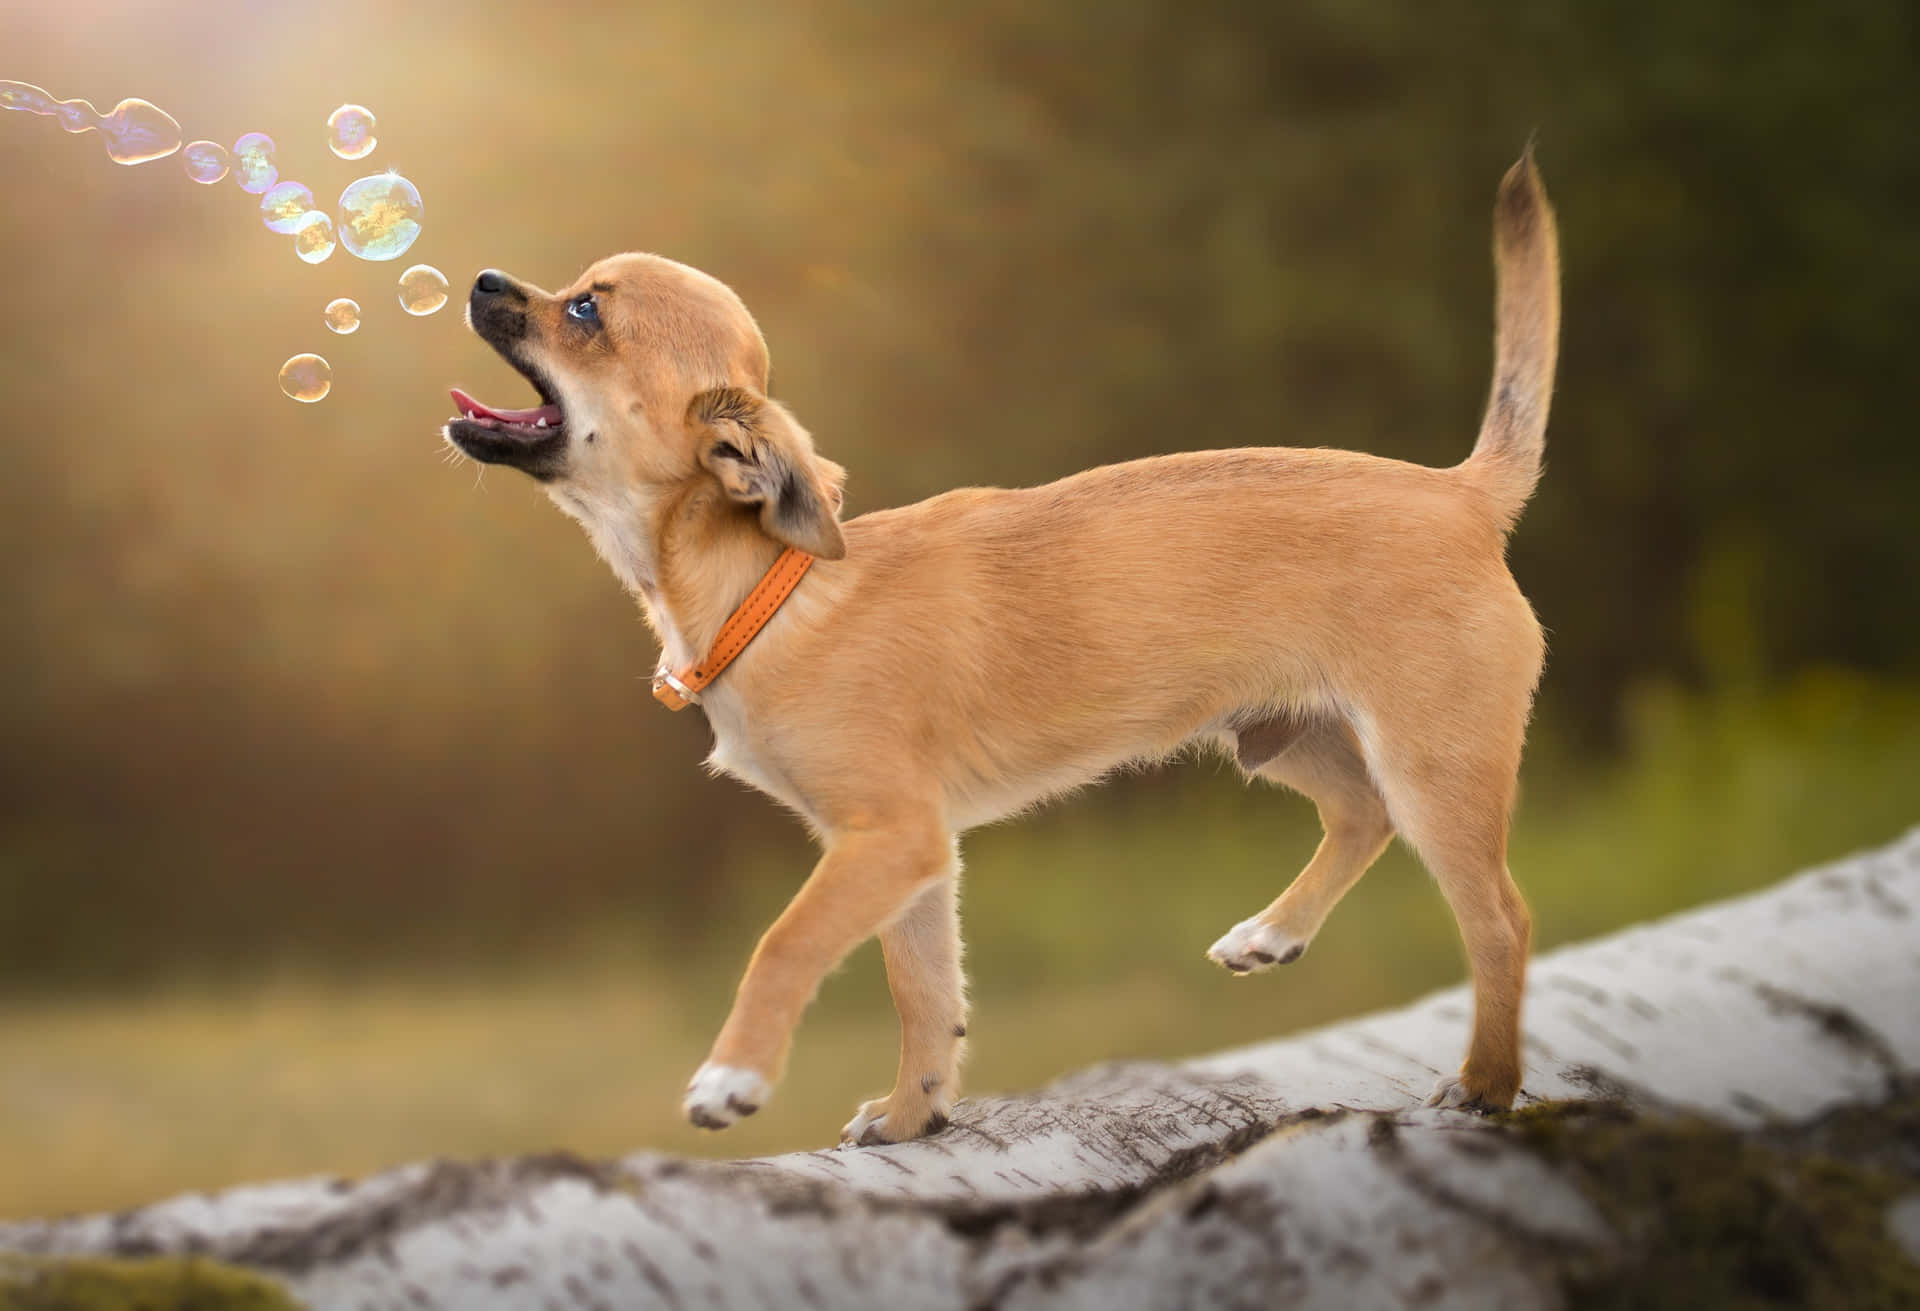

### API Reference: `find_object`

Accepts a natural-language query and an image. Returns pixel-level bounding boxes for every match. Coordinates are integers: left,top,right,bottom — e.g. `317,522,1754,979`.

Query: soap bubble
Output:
182,140,230,184
326,104,377,160
260,180,314,233
231,132,277,194
337,171,423,261
2,83,180,163
279,354,332,403
291,211,337,264
397,264,449,315
98,99,181,164
324,298,361,334
55,98,101,133
0,80,53,114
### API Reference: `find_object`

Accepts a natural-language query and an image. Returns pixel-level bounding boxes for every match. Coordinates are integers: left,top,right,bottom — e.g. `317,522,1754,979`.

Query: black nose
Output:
474,269,512,296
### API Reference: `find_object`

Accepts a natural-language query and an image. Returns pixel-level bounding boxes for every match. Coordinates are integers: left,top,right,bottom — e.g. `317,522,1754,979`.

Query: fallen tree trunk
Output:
4,829,1917,1310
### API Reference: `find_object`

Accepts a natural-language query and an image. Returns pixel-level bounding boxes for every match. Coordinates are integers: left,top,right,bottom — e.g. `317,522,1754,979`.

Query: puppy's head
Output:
445,253,846,562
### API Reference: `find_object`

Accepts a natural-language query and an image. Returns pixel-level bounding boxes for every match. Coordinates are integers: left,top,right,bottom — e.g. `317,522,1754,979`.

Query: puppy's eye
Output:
566,293,599,324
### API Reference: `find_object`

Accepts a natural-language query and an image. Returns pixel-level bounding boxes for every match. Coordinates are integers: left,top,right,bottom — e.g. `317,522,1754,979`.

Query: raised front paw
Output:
683,1063,771,1131
1207,917,1307,975
840,1094,952,1147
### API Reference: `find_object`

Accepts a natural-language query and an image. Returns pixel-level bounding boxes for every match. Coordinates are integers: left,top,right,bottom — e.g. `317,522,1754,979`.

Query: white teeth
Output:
466,410,477,419
535,417,548,427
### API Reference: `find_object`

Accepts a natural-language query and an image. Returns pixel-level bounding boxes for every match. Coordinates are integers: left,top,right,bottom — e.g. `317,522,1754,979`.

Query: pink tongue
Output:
450,386,562,425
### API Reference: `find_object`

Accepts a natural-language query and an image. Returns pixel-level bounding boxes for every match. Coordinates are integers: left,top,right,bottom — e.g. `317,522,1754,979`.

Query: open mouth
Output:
449,386,563,435
444,364,569,478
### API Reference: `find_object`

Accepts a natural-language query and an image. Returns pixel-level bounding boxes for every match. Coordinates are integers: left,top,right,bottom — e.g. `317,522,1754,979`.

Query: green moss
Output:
1499,1092,1920,1310
0,1254,299,1311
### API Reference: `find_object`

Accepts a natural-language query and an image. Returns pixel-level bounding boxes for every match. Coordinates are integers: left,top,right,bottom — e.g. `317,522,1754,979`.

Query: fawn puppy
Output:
445,150,1559,1142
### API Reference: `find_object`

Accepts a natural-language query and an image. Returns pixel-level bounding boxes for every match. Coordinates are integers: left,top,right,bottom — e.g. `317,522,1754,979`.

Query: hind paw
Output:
1426,1072,1514,1113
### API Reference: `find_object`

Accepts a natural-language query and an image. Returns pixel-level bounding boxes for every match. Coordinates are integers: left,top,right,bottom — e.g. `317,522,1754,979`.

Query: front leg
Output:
843,870,967,1145
683,808,952,1132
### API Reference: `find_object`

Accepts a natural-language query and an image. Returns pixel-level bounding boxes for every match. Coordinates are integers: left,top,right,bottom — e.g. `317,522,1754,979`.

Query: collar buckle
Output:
653,667,702,709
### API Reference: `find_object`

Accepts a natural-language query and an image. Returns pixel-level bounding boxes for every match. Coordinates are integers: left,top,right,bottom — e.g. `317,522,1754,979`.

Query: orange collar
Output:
652,546,815,711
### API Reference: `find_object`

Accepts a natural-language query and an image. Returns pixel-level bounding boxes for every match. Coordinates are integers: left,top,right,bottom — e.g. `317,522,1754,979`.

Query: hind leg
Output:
1364,709,1534,1110
1417,826,1531,1110
1208,720,1395,974
1423,859,1531,1111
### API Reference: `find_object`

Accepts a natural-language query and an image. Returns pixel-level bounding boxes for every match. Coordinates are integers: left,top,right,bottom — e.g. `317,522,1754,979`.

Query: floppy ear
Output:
689,387,847,560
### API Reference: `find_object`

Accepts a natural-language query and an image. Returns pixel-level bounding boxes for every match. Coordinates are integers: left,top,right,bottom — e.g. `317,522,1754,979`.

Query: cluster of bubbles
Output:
1,82,452,403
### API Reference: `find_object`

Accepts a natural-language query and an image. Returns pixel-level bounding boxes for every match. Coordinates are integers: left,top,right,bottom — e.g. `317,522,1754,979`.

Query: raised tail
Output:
1462,146,1560,531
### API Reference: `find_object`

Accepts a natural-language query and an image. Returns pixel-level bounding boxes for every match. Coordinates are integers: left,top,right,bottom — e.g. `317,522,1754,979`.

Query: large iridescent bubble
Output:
337,171,423,261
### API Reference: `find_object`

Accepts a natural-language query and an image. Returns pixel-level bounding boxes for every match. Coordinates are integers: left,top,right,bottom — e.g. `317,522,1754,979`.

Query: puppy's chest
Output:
703,702,822,830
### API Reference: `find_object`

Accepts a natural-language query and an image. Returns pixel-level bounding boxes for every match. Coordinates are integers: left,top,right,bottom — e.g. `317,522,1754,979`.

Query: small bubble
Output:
0,80,54,114
98,98,181,164
291,211,337,264
182,139,230,184
397,264,449,315
260,181,315,233
56,98,100,133
279,353,332,403
337,171,423,261
324,298,361,334
231,132,278,194
326,104,377,161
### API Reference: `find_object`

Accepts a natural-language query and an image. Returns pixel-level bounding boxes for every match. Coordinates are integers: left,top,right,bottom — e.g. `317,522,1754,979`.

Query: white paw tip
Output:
1425,1074,1501,1113
840,1096,952,1147
840,1104,885,1145
683,1063,771,1130
1207,918,1306,974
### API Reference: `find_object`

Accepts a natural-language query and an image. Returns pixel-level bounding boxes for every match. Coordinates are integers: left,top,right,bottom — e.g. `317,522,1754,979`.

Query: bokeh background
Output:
2,0,1915,1219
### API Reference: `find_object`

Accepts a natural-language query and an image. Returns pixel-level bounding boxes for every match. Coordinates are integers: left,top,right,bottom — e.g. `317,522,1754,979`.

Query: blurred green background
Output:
1,0,1914,1219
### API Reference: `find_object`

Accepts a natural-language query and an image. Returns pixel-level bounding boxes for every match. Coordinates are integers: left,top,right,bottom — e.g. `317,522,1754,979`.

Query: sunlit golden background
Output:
2,0,1915,1219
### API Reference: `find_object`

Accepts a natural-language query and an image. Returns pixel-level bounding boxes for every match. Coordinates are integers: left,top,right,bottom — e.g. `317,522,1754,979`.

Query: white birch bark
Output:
4,828,1916,1310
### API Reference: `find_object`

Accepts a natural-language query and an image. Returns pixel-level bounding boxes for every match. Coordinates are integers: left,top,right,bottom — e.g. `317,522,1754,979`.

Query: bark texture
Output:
4,829,1917,1310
